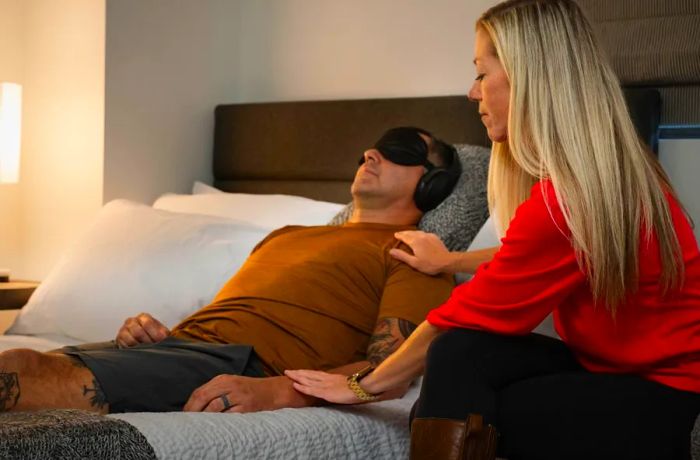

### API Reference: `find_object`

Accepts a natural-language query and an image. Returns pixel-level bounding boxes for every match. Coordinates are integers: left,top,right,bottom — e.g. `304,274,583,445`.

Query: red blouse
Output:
427,180,700,393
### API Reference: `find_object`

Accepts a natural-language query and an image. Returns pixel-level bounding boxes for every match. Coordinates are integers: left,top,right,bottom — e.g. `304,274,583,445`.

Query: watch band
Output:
346,365,380,401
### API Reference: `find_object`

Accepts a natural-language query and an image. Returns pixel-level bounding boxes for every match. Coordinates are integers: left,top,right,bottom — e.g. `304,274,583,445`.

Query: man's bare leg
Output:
0,348,109,414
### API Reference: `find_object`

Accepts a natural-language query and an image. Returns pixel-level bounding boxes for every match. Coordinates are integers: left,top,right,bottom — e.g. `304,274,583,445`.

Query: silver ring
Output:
219,394,233,411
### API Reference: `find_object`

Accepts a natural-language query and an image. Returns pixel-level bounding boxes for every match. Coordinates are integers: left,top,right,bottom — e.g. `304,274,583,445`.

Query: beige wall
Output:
0,0,24,277
236,0,500,102
0,0,105,281
103,0,243,204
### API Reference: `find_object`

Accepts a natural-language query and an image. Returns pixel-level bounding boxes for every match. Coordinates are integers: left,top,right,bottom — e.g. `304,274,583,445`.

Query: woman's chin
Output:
486,129,508,143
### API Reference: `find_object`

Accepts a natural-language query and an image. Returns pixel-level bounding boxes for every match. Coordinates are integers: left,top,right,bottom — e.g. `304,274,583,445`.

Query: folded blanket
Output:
0,409,155,460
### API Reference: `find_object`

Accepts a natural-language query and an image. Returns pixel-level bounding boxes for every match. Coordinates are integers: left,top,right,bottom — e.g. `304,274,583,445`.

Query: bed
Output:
1,89,677,459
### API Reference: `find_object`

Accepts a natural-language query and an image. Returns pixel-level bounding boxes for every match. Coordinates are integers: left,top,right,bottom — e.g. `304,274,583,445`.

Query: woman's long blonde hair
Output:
479,0,684,313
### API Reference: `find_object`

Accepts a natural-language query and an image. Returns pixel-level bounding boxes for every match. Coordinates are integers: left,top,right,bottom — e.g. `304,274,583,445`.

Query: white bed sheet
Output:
0,333,80,352
112,389,417,460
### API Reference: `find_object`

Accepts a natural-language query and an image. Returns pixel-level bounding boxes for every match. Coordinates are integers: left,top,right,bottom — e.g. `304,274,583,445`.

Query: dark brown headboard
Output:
212,90,661,203
213,96,489,203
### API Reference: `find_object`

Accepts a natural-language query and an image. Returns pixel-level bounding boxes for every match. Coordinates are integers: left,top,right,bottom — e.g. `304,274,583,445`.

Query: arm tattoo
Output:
398,319,417,339
83,378,108,410
0,372,20,412
366,317,417,367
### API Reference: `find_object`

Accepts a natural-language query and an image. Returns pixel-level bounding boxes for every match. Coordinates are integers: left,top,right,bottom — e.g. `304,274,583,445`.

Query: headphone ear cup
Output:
414,168,458,213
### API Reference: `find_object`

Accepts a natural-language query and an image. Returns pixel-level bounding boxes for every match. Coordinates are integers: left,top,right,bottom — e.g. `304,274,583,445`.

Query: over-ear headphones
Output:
413,144,461,213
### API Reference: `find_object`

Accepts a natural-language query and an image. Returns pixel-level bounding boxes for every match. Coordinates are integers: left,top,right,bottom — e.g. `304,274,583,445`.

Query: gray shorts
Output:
60,337,265,413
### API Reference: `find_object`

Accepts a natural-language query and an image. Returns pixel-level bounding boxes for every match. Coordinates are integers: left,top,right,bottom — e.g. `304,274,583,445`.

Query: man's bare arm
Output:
183,317,416,413
182,361,371,413
251,317,418,411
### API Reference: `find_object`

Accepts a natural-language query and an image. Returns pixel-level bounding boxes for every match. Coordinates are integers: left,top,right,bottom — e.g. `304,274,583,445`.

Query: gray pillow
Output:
328,144,491,251
691,416,700,460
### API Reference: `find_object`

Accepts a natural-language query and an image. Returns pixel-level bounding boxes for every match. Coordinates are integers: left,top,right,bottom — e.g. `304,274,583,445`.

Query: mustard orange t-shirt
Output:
171,223,454,375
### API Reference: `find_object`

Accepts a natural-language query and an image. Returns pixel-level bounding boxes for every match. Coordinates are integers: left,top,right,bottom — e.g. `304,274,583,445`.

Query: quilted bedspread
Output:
111,385,419,460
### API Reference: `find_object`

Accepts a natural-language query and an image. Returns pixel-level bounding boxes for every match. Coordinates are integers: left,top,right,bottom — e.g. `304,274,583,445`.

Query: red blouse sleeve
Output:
427,181,587,334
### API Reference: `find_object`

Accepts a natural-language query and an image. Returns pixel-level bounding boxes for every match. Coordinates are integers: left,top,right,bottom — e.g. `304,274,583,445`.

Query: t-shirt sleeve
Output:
378,246,455,326
427,181,586,334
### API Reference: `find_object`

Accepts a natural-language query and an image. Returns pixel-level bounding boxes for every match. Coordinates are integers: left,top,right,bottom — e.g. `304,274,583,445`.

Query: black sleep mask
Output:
359,127,433,167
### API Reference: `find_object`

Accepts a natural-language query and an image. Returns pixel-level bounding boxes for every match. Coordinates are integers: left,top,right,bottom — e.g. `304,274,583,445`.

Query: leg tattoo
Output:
0,372,20,412
82,378,108,411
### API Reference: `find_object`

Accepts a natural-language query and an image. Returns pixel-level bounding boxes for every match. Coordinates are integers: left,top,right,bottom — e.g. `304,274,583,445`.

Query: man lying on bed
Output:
0,127,461,415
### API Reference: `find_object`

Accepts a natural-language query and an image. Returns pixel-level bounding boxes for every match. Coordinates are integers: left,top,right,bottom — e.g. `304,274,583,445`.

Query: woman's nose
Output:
468,80,481,102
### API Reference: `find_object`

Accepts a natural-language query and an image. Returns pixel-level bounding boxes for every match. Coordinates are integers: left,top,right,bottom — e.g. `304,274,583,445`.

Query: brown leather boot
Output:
410,414,497,460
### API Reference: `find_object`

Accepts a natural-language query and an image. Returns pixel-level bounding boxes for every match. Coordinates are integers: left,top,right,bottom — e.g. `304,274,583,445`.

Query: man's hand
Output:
183,375,318,413
115,312,170,348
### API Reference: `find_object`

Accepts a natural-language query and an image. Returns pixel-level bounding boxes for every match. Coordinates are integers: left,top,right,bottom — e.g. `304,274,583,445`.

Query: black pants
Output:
412,329,700,460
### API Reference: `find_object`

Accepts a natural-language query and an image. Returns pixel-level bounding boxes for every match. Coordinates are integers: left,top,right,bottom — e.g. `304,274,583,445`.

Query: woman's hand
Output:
390,231,455,275
284,370,364,404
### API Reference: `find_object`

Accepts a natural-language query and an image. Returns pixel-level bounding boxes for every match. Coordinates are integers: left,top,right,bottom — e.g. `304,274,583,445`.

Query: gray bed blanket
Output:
0,409,156,460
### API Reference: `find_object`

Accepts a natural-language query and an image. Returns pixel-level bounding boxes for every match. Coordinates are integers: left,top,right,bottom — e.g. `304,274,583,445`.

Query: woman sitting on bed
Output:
286,1,700,459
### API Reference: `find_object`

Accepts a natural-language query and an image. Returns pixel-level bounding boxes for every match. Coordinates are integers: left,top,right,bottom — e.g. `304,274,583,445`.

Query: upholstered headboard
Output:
212,90,661,203
212,96,489,203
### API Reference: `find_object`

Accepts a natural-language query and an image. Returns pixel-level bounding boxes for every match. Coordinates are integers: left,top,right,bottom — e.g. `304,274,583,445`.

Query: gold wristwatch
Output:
347,365,380,401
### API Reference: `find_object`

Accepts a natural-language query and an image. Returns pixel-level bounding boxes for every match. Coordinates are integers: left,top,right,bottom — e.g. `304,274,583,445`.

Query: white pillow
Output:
454,217,499,285
466,216,500,250
8,200,270,342
192,181,222,194
154,192,345,231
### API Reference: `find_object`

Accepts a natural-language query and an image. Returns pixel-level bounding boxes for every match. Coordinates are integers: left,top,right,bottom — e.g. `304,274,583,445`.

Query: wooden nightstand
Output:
0,281,39,310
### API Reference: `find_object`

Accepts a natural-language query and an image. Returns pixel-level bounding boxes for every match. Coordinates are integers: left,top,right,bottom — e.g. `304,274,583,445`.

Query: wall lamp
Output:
0,82,22,184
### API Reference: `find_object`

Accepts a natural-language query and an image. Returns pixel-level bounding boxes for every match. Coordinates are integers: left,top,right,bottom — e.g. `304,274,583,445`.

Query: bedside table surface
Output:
0,280,40,310
0,280,40,290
